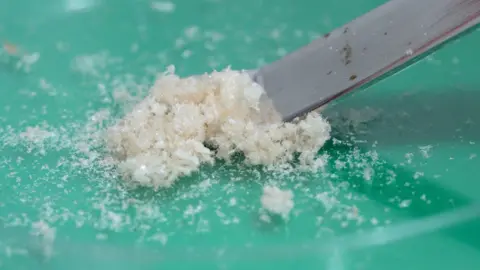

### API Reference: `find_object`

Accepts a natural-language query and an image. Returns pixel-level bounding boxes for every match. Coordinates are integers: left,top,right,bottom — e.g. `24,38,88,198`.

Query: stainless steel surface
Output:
252,0,480,121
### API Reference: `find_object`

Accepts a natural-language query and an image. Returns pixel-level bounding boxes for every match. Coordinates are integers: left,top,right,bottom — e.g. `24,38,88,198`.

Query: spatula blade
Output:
253,0,480,121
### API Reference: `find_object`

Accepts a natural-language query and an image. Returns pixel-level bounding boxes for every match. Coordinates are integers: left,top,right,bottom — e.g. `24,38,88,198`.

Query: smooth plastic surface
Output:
1,0,480,269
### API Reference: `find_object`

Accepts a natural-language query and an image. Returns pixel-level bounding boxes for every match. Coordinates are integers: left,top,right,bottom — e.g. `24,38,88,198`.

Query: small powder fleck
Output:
363,167,373,181
419,145,432,158
96,233,108,240
30,221,56,259
229,197,237,206
184,26,200,39
181,50,192,58
399,199,412,208
151,1,175,13
150,233,168,245
20,126,54,143
260,185,294,219
259,213,271,223
413,171,424,179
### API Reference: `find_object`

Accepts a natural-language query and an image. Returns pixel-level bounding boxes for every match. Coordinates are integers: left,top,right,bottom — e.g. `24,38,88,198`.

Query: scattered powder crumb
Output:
363,167,373,181
96,233,108,240
413,171,424,179
112,88,134,103
72,52,122,77
30,221,55,259
270,29,281,39
151,1,175,13
55,41,68,51
204,42,216,51
106,67,331,188
294,30,303,37
16,52,40,72
405,152,414,164
276,48,287,57
228,197,237,206
1,42,39,71
196,219,210,233
260,185,294,219
19,126,54,143
130,43,139,53
259,213,271,223
205,31,224,42
3,247,28,258
399,199,412,208
150,233,168,245
174,38,186,48
181,50,192,58
256,58,266,67
419,145,432,158
184,26,200,39
328,106,381,134
316,192,339,213
334,160,346,170
39,78,55,94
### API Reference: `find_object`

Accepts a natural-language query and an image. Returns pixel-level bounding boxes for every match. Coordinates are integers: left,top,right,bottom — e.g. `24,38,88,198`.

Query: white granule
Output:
260,185,294,218
151,1,175,13
16,52,40,72
399,199,412,208
184,26,200,39
150,233,168,245
19,126,54,143
30,221,55,259
106,67,331,189
419,145,432,158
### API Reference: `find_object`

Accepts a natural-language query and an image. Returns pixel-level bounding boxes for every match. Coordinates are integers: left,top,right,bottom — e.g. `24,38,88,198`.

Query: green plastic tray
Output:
1,0,480,269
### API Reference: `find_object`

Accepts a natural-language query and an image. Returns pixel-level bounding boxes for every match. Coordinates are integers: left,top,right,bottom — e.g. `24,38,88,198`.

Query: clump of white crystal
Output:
106,67,331,189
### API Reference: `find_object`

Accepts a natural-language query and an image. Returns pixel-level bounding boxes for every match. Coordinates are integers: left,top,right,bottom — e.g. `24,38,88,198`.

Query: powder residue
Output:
30,221,56,260
106,67,331,189
261,185,294,219
19,126,54,143
151,1,176,13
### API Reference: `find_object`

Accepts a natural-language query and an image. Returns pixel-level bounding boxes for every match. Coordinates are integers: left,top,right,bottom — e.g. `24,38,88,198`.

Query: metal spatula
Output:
249,0,480,121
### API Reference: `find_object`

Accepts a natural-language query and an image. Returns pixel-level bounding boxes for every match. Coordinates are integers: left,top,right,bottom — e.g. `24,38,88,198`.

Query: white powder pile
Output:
260,185,294,219
106,66,331,189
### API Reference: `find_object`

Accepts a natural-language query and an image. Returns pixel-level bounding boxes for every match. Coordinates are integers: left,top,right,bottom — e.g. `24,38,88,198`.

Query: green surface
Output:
1,0,480,269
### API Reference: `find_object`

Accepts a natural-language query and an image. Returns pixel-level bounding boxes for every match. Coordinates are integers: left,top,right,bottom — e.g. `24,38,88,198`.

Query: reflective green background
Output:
1,0,479,269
